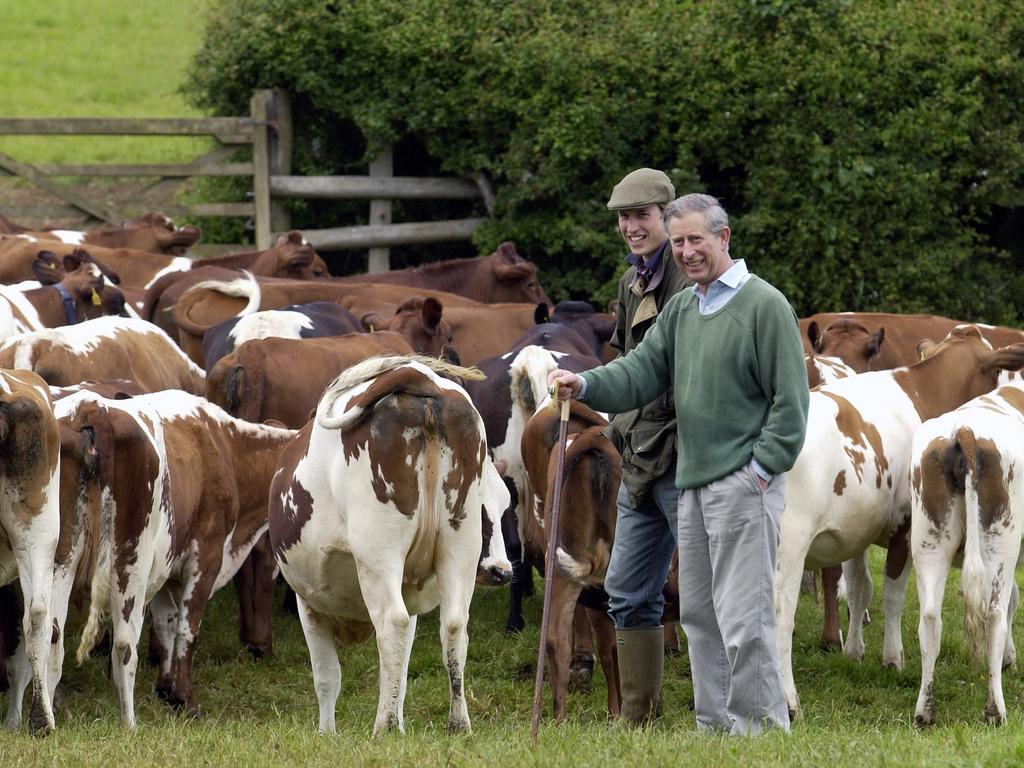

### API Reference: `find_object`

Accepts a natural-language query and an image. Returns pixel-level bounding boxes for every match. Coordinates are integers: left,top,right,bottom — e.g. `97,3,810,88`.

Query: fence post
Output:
367,147,393,273
250,91,273,251
267,88,292,234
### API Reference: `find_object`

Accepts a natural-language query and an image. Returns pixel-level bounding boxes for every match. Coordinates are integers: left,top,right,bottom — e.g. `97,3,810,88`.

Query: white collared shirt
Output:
694,258,751,315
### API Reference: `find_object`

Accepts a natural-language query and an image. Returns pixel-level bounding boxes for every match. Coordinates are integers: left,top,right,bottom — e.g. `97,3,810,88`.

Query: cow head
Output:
33,250,128,322
110,212,202,255
271,231,330,279
489,242,551,305
808,318,885,373
363,297,459,364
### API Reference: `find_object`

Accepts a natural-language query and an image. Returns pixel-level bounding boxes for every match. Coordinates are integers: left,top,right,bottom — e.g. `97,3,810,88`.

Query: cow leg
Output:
43,561,78,720
396,614,418,729
503,508,527,633
588,606,621,717
233,532,275,659
434,543,477,736
12,539,56,734
168,569,219,719
294,594,341,733
569,603,595,693
148,589,179,703
108,582,147,729
1002,581,1019,670
544,575,583,723
984,570,1011,726
773,531,813,720
841,551,873,663
913,550,953,727
881,520,911,669
4,636,29,731
820,565,843,651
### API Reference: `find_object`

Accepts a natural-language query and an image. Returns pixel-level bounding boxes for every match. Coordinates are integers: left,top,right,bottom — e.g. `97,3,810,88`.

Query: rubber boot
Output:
616,626,665,726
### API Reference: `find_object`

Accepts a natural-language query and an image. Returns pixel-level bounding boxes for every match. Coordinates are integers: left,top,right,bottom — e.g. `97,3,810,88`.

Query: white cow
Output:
775,326,1024,718
911,379,1024,726
268,355,511,735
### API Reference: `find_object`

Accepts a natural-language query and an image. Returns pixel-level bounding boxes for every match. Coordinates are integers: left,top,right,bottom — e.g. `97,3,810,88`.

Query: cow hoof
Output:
446,717,471,735
28,696,53,737
984,707,1005,726
664,644,682,658
505,618,525,635
155,679,174,705
914,713,934,729
246,643,272,661
820,639,843,652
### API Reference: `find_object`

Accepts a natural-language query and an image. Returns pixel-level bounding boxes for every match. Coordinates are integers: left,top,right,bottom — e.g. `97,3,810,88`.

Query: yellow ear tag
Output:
91,289,102,306
49,263,56,269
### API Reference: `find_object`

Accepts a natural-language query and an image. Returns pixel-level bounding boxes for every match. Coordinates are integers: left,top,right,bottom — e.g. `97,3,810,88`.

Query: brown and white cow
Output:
268,356,511,734
64,390,296,727
911,379,1024,726
0,370,60,734
205,332,416,427
332,242,551,305
775,326,1024,719
0,316,205,394
0,212,201,255
0,251,128,340
520,400,621,722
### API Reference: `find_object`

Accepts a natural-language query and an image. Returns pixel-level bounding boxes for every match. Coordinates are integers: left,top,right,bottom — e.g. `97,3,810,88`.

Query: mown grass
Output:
0,0,211,165
2,549,1022,767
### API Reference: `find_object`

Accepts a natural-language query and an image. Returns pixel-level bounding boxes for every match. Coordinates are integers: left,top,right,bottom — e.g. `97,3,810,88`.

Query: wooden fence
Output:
0,89,490,270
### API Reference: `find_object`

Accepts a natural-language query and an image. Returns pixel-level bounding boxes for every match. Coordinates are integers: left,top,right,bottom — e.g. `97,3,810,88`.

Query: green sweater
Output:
580,276,809,490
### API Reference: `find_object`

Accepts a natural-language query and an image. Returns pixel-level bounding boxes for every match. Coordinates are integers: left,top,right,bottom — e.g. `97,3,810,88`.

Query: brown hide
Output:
0,212,201,255
801,312,1024,371
205,331,414,427
332,242,551,305
0,320,205,394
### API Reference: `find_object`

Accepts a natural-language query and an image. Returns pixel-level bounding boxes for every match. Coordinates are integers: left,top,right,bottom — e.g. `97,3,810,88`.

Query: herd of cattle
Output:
0,211,1021,735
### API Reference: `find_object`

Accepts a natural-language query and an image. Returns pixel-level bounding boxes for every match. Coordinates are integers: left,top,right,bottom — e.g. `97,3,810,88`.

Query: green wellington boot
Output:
615,626,665,726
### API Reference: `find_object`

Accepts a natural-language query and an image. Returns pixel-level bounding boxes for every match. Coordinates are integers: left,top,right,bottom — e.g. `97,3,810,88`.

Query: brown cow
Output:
0,212,201,255
0,369,60,734
65,390,296,727
0,316,205,394
205,332,415,428
332,241,551,305
0,251,127,339
802,312,1024,372
520,400,621,722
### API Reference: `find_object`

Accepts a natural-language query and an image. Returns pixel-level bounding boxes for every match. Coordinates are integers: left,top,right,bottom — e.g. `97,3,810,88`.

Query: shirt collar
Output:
692,258,748,296
625,242,665,273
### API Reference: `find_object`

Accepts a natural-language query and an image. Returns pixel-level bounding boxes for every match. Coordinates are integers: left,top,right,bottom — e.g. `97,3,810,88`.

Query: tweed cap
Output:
606,168,675,211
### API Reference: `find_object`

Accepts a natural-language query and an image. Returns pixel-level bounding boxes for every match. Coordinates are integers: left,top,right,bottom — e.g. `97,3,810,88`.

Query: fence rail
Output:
0,89,491,269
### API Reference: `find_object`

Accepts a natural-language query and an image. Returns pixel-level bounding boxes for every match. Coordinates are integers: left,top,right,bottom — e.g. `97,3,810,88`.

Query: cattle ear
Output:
287,250,314,272
421,297,443,332
807,321,822,352
32,251,65,284
916,339,936,361
361,312,387,332
867,327,885,359
534,303,550,324
276,230,304,247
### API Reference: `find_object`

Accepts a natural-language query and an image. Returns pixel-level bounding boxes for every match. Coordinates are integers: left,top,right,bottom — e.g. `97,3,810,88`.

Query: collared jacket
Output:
606,240,690,505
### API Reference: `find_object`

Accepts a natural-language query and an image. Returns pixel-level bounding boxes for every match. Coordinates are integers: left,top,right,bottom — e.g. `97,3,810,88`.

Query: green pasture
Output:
2,550,1023,767
0,0,210,165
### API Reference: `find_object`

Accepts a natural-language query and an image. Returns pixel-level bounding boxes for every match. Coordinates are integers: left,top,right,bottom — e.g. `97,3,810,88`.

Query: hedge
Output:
185,0,1024,322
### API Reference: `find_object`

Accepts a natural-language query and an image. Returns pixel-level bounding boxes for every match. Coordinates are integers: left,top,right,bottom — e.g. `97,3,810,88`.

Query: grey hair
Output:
663,193,729,235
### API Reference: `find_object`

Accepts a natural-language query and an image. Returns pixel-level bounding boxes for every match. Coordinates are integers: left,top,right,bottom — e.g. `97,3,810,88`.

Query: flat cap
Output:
606,168,675,211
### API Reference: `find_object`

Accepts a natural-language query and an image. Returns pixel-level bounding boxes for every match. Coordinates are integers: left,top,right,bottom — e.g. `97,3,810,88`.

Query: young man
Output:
550,193,809,734
602,168,688,724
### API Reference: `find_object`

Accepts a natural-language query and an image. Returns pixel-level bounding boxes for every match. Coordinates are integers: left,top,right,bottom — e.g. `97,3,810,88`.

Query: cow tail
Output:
406,399,441,586
75,408,117,665
956,426,988,668
549,436,593,581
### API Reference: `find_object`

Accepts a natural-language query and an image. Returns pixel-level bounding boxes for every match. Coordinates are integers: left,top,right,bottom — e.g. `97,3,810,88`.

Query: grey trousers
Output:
677,463,790,735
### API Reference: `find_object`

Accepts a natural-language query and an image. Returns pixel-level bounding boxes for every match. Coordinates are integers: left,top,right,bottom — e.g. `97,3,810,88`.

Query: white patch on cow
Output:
142,257,193,290
14,234,37,243
0,284,43,334
51,230,85,245
555,546,589,581
228,310,312,346
188,271,260,317
0,372,11,395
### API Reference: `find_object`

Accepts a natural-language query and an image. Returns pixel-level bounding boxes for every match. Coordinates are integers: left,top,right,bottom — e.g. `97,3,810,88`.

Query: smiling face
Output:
668,210,732,292
617,204,667,261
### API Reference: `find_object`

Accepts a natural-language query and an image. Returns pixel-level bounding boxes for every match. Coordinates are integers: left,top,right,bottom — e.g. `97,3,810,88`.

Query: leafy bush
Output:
185,0,1024,321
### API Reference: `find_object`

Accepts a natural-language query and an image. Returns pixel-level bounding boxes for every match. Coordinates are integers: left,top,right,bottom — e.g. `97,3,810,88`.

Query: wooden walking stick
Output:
530,388,572,742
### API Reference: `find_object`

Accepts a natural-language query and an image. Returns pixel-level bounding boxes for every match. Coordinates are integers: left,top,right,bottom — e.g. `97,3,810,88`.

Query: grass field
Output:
1,550,1023,767
0,0,211,165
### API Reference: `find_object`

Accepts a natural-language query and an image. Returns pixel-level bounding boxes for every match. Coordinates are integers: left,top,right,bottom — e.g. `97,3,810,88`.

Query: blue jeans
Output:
605,470,680,628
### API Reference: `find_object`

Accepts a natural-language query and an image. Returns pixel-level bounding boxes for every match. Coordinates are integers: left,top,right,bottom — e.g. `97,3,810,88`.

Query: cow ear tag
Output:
91,289,102,305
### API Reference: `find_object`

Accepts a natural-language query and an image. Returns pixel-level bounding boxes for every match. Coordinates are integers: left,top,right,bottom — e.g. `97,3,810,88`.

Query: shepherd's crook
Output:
530,388,571,742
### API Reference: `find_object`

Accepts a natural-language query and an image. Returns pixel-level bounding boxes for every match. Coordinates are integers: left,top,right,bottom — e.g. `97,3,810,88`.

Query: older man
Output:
601,168,688,725
550,193,808,734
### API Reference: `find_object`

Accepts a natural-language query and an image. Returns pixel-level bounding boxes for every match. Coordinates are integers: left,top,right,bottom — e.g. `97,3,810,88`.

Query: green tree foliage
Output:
186,0,1024,321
